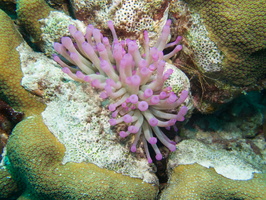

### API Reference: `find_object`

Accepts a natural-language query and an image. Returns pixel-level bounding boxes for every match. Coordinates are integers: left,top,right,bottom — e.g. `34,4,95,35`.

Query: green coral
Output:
184,0,266,86
160,164,266,199
0,167,21,199
6,115,158,199
17,0,54,44
0,9,44,198
0,9,45,117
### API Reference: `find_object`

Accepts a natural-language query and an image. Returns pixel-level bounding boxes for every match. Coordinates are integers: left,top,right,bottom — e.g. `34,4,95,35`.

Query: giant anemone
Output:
53,20,188,163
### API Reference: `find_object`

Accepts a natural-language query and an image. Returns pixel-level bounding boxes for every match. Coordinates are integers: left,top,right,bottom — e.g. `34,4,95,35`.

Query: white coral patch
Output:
169,139,263,180
18,42,158,185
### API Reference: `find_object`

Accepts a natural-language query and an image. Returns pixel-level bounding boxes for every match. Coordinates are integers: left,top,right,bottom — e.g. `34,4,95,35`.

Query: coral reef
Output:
19,42,160,184
0,8,158,199
0,0,265,199
160,164,266,199
53,19,190,162
70,0,170,42
6,115,158,199
184,0,266,86
0,9,45,117
169,139,265,180
16,0,54,45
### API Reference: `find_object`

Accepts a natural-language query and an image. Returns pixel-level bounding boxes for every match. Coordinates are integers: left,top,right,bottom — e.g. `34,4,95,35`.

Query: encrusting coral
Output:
160,164,266,199
71,0,170,40
16,0,54,45
0,9,45,117
53,19,189,163
184,0,266,86
169,139,265,180
0,167,21,199
6,115,158,199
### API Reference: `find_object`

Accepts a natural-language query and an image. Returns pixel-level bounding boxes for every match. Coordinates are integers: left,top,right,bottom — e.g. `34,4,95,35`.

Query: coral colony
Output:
53,20,188,163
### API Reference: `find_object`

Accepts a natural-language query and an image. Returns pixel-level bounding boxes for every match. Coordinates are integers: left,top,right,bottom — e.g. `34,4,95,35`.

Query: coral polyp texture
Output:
160,164,266,199
0,9,45,117
53,20,188,163
16,0,54,44
71,0,170,39
5,115,158,199
184,0,266,86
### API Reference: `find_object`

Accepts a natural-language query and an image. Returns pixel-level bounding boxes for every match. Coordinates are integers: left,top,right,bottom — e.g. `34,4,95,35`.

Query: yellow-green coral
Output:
184,0,266,86
0,9,45,117
6,115,158,199
17,0,54,43
0,167,21,199
160,164,266,199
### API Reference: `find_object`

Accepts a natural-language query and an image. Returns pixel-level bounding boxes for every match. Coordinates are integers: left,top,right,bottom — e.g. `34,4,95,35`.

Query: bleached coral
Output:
186,12,224,73
18,42,159,184
71,0,170,44
40,11,85,56
169,139,264,180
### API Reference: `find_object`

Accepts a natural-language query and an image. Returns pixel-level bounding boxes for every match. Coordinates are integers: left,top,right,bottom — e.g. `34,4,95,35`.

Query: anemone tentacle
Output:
54,20,188,163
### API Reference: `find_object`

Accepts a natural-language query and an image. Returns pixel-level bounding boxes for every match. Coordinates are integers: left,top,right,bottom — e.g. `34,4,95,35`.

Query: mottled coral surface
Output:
184,0,266,86
161,164,266,199
6,115,158,199
17,0,54,44
0,9,45,117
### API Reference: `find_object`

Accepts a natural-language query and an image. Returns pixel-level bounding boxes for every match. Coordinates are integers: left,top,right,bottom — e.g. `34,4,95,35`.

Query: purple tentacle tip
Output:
53,20,188,163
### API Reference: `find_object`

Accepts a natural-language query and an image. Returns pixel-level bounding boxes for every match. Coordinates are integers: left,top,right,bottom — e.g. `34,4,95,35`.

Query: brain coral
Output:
184,0,266,86
0,1,265,199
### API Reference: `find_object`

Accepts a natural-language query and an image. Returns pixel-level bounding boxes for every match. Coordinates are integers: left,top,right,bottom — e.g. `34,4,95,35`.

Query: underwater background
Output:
0,0,265,199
